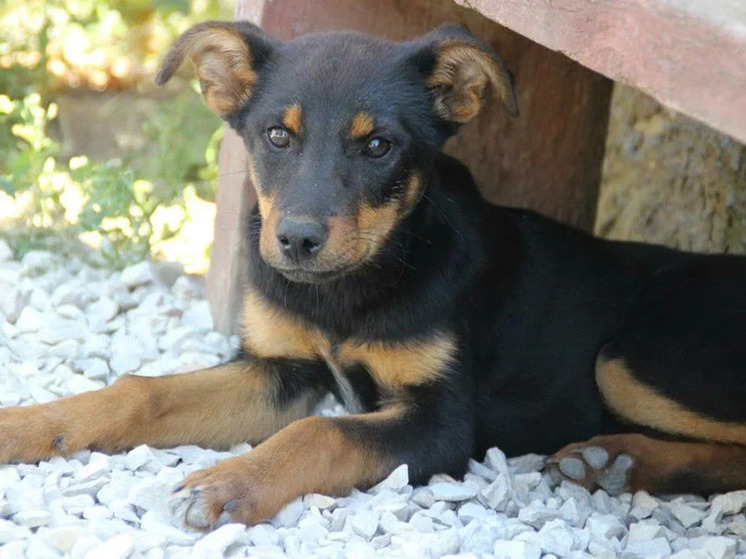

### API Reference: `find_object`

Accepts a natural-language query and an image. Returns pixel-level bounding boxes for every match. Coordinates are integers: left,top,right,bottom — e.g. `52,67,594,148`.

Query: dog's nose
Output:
276,217,327,262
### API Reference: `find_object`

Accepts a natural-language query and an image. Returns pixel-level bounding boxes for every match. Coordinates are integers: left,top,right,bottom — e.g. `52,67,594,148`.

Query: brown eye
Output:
363,137,391,158
268,127,290,148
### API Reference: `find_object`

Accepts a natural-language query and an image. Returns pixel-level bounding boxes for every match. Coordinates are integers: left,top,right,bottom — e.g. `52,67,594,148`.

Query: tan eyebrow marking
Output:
282,104,303,135
350,112,375,139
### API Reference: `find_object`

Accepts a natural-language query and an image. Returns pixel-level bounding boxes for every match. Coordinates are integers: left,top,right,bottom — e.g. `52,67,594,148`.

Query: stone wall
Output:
595,84,746,254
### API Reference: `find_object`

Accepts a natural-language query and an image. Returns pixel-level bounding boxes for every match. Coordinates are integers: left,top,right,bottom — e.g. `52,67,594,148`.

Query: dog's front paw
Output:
169,454,282,530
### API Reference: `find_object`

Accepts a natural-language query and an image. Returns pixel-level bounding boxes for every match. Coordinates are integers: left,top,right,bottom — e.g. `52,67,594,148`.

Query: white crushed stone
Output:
0,248,745,557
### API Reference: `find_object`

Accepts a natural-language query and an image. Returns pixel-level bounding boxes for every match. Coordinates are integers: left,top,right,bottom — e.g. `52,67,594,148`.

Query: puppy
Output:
2,22,746,529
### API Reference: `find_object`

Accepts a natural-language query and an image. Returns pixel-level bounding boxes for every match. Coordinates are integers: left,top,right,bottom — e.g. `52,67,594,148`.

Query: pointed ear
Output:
156,21,276,117
416,25,518,122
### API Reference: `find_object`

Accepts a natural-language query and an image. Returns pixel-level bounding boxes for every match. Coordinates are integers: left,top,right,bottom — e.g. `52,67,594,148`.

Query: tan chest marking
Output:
597,358,746,445
242,291,330,360
243,293,456,391
339,333,457,389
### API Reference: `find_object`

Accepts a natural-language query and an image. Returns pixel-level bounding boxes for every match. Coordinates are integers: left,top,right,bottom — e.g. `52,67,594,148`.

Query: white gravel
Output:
1,240,746,558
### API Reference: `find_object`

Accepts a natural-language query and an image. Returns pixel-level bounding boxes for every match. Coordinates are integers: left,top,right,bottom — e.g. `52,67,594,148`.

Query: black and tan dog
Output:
2,21,746,529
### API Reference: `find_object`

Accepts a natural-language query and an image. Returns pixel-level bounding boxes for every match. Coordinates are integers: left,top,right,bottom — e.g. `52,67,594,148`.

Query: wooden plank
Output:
453,0,746,145
207,0,612,333
205,0,262,334
205,126,253,334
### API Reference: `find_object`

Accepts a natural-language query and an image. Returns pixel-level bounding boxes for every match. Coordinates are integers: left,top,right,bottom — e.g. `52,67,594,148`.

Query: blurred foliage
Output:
1,0,231,94
0,0,231,269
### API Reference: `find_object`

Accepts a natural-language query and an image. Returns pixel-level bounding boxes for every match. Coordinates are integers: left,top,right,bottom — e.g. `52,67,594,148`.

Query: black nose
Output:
276,217,327,262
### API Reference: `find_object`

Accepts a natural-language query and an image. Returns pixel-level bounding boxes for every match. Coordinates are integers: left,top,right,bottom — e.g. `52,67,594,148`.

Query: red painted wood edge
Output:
454,0,746,144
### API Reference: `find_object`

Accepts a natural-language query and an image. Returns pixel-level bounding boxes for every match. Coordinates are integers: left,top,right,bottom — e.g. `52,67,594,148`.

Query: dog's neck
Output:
246,156,484,340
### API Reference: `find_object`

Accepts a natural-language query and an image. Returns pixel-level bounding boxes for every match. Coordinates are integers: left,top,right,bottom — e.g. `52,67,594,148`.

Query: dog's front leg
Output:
172,383,474,528
0,358,330,463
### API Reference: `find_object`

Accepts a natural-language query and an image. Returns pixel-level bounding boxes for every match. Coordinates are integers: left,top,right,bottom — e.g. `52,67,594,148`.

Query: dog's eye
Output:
267,127,290,148
363,137,391,158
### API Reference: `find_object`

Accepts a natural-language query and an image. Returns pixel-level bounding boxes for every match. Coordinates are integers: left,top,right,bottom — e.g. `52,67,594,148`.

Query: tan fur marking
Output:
282,104,303,136
597,358,746,445
256,191,274,220
355,201,400,260
257,193,285,264
402,173,423,211
350,112,375,139
427,40,517,122
248,156,260,188
242,291,330,360
339,333,457,389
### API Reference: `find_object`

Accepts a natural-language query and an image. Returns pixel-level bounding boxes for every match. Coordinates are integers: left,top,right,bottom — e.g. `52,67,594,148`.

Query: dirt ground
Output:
595,84,746,255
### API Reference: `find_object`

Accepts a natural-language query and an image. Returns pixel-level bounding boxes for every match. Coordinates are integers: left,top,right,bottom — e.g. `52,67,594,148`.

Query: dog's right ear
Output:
156,21,276,118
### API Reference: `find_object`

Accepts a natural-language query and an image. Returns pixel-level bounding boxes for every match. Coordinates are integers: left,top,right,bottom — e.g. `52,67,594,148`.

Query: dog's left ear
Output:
156,21,276,117
413,25,519,122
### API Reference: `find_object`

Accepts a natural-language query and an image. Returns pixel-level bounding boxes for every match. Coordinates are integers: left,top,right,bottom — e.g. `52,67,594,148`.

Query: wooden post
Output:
208,0,613,334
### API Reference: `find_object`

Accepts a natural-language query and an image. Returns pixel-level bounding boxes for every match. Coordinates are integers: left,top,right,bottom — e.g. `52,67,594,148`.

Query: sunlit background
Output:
0,0,234,274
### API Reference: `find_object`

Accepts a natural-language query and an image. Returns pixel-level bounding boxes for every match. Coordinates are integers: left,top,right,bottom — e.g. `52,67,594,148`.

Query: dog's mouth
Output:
274,266,351,284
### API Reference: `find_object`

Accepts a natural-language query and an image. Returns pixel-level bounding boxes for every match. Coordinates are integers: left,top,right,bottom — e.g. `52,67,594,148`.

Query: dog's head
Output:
157,22,517,283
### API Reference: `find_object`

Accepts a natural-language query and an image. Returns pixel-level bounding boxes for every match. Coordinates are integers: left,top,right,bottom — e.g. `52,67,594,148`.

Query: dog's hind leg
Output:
550,264,746,495
548,353,746,495
0,357,331,463
548,433,746,495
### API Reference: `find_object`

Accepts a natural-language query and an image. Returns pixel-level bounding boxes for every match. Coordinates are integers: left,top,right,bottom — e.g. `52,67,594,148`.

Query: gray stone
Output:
481,476,512,511
0,518,32,544
88,297,119,323
586,514,626,539
410,488,435,508
581,447,609,470
181,300,213,331
304,494,337,510
537,520,574,556
67,375,104,395
16,307,45,333
125,445,155,471
84,534,134,559
518,503,560,528
42,526,88,554
688,536,737,559
12,509,51,528
430,482,477,502
458,502,489,523
492,539,542,559
192,524,245,558
508,454,546,474
351,510,379,540
624,537,672,557
120,262,154,288
712,491,746,516
559,458,586,481
468,459,497,481
250,524,280,547
668,500,708,528
627,522,664,543
370,465,409,494
272,498,304,528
